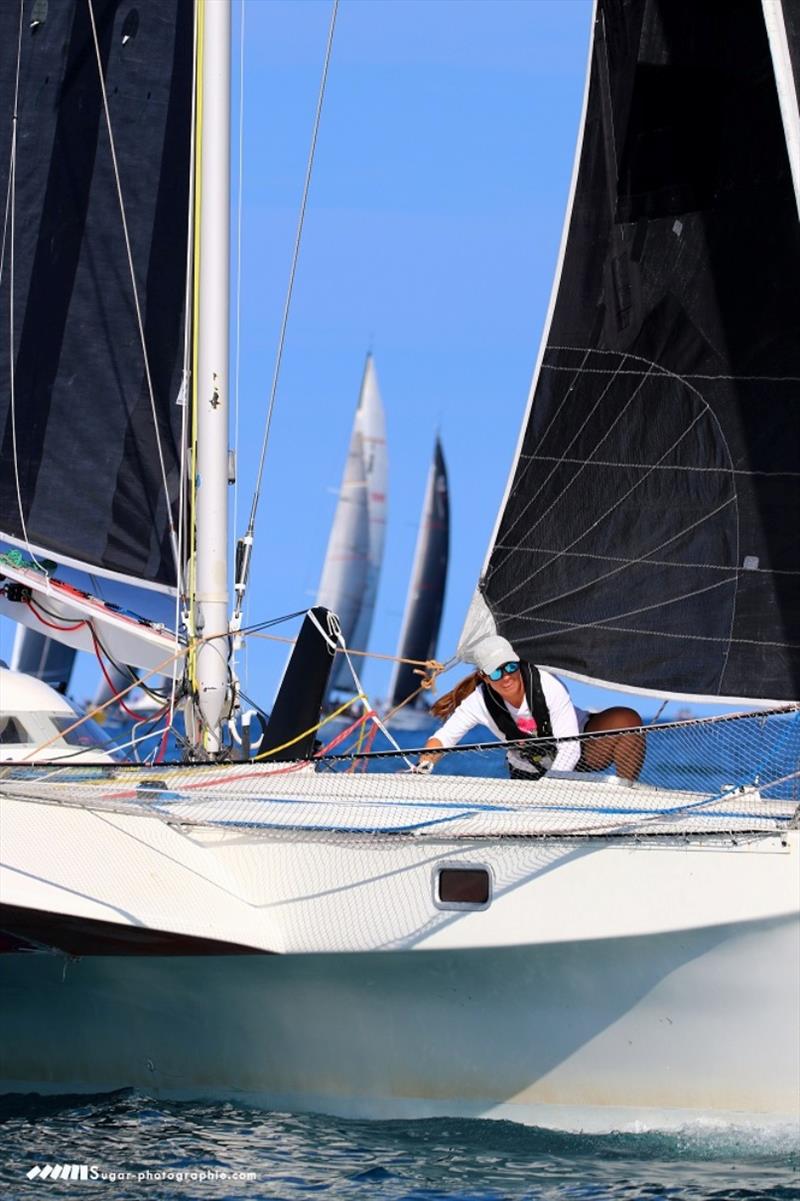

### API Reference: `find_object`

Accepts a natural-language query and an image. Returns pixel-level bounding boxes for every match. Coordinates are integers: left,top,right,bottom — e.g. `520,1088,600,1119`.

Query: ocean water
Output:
1,1092,798,1201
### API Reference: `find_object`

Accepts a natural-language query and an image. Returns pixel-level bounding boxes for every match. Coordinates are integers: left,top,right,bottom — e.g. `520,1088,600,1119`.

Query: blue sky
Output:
228,0,601,712
2,0,725,720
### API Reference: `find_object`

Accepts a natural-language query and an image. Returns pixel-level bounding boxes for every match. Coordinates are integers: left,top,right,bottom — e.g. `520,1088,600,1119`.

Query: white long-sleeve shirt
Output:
435,669,581,772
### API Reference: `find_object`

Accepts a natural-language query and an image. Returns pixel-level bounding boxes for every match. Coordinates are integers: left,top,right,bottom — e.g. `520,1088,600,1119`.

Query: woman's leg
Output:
579,707,645,781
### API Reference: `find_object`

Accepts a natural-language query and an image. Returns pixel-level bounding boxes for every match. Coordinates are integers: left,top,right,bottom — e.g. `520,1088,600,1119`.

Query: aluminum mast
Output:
193,0,231,751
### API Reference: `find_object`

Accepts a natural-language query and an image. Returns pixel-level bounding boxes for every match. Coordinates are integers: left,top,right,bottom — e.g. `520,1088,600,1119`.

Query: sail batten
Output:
466,0,800,704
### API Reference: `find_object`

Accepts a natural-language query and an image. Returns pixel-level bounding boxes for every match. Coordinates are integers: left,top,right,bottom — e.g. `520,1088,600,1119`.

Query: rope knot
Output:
415,659,445,692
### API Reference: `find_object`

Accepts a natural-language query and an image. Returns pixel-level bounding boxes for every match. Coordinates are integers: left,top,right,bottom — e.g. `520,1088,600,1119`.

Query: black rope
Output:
236,609,308,636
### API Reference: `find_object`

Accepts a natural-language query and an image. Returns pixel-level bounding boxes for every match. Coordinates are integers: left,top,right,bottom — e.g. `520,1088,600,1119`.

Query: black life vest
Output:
480,661,555,778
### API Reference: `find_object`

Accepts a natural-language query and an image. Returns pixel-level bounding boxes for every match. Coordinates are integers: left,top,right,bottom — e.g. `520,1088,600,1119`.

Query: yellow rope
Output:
252,694,367,762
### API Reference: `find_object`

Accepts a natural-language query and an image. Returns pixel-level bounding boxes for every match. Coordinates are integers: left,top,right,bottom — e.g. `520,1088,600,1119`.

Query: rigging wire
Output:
89,626,170,724
86,0,182,591
87,620,175,705
232,0,339,627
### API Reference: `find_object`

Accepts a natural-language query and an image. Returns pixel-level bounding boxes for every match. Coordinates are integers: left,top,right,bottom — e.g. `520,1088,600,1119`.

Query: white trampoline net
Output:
1,707,798,840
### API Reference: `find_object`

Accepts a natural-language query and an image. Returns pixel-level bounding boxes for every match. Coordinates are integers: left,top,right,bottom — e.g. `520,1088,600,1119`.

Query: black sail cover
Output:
480,0,800,703
389,438,449,709
0,0,193,590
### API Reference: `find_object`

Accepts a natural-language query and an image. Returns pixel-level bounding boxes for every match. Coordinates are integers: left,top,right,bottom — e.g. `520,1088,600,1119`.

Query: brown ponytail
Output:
430,671,482,720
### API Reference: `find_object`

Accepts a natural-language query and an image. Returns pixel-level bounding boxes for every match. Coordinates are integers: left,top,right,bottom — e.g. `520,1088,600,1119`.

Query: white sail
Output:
317,354,387,694
316,424,369,691
347,354,388,665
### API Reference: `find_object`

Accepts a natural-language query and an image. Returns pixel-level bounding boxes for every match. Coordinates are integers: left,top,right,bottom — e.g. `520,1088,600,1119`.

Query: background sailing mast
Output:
387,436,449,714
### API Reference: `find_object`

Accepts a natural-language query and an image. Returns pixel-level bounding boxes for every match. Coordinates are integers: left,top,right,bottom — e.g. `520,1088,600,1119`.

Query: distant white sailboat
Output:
316,353,387,698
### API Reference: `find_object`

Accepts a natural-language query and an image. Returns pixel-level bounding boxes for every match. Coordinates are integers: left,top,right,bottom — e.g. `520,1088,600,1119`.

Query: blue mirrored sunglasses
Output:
486,661,520,682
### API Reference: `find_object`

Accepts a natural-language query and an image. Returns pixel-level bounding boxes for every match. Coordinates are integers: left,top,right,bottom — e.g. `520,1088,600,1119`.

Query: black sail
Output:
0,0,193,590
479,0,800,703
389,438,449,710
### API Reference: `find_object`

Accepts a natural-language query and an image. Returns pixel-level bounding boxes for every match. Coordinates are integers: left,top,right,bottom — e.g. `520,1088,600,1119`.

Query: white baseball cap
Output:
468,635,518,675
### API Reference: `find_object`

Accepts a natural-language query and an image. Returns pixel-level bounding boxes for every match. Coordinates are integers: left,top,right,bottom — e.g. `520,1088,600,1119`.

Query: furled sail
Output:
317,354,387,695
0,0,194,592
388,437,449,711
465,0,800,704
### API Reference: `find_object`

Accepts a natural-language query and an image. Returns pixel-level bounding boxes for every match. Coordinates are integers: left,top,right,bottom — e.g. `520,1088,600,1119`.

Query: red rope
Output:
154,713,173,764
357,722,379,771
89,627,161,724
25,598,86,633
316,709,376,756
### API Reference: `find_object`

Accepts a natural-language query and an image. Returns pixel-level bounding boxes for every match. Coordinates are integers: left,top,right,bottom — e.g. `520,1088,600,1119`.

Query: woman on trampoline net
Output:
416,636,644,782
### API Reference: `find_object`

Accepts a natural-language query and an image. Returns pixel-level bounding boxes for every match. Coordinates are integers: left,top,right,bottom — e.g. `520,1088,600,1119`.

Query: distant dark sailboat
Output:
387,437,449,723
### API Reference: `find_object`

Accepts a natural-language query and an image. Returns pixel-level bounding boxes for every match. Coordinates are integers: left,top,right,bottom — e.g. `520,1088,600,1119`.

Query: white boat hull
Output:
1,776,797,1129
1,908,797,1130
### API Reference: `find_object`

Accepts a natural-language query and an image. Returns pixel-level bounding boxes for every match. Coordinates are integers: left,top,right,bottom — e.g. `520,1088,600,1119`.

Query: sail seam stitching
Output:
492,545,800,575
489,342,743,691
494,358,697,604
517,454,800,477
495,608,800,650
544,358,800,384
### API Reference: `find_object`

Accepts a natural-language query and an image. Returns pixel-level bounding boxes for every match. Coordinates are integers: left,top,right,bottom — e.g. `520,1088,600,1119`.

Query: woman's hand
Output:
399,736,444,774
404,760,434,775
